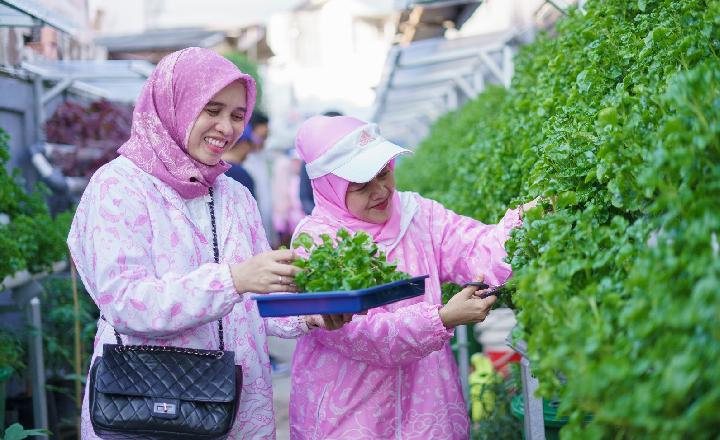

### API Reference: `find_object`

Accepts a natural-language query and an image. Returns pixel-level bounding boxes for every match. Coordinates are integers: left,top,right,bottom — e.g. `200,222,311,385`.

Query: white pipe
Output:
27,296,49,438
1,260,67,291
456,324,470,408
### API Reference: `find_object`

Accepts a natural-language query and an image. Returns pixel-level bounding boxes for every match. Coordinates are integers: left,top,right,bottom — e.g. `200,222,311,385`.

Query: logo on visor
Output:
358,130,377,147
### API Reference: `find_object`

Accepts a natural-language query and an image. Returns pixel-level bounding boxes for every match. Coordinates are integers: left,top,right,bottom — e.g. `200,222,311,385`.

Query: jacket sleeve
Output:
429,198,522,287
232,184,310,338
310,301,453,367
265,316,309,338
67,170,242,338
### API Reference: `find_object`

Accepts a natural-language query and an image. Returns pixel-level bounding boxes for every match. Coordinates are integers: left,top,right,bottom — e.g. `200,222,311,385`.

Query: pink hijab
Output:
295,116,402,244
118,47,256,199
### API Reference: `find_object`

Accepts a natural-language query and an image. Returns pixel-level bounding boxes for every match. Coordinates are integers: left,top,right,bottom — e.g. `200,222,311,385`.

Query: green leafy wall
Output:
397,1,719,437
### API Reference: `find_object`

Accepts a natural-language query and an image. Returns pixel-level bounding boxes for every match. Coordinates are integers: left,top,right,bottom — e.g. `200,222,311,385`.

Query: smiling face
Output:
345,165,395,224
186,81,247,166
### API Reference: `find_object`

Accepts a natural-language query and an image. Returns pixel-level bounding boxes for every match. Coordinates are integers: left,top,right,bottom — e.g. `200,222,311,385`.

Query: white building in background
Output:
372,0,573,147
263,0,397,149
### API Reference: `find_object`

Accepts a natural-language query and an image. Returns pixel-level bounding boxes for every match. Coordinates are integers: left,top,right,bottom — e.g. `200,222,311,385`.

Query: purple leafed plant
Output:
45,100,133,177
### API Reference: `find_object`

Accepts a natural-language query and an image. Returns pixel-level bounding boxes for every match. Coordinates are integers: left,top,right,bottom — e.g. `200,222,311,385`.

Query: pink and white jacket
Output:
68,157,307,439
289,191,522,440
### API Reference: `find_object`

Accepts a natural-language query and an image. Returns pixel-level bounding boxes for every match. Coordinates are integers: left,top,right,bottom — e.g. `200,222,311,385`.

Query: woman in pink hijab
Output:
289,115,538,439
68,48,338,439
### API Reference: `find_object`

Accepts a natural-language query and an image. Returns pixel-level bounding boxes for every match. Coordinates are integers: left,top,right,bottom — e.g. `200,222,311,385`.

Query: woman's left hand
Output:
305,313,354,331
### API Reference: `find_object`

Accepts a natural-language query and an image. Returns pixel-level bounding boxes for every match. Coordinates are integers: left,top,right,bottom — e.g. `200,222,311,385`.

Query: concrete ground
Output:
269,336,296,440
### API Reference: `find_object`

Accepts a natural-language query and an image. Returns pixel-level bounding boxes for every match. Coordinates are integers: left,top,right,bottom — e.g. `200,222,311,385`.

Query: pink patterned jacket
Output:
68,157,306,439
289,193,521,440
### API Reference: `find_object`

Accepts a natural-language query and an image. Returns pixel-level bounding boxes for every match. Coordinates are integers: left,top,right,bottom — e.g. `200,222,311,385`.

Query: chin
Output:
194,154,220,166
366,214,390,224
203,157,221,166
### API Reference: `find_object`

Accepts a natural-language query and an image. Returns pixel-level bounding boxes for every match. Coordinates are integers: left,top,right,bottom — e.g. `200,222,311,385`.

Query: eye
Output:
206,108,220,116
349,183,368,192
231,113,245,122
376,167,391,179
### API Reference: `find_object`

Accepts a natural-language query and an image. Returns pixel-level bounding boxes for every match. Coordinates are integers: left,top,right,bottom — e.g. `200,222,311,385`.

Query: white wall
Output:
264,0,396,148
88,0,307,35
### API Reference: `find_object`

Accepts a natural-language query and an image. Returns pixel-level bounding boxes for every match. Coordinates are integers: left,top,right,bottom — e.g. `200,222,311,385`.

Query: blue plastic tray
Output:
252,275,429,317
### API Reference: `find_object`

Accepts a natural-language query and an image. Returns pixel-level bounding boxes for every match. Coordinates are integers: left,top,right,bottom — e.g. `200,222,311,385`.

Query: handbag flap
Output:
94,344,236,403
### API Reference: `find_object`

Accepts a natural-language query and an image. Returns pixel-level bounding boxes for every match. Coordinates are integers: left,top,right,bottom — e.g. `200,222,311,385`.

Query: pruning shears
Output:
461,281,502,299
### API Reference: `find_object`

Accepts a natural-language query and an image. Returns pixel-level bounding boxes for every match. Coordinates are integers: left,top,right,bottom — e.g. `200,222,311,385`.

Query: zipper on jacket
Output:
313,384,329,440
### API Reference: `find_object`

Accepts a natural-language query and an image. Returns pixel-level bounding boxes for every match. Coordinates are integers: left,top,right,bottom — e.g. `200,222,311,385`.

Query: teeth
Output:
205,137,226,148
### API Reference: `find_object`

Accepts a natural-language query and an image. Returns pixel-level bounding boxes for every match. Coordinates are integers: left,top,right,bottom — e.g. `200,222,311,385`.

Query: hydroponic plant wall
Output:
0,128,71,280
396,0,719,438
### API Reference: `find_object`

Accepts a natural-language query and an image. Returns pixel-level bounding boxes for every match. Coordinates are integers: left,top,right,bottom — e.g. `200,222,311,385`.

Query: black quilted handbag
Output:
88,187,241,439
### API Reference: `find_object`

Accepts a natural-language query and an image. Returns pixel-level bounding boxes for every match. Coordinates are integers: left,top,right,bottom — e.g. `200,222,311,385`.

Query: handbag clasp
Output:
153,401,177,416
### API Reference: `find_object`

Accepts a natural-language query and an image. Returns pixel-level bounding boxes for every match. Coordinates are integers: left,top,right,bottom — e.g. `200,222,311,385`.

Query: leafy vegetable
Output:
0,128,72,281
397,0,720,437
292,229,409,292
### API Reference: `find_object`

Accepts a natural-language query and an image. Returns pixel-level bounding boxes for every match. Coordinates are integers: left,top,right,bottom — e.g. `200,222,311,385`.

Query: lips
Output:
372,198,390,211
204,137,227,154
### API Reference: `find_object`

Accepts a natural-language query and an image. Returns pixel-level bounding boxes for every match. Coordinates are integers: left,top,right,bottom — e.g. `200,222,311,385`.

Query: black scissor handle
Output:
478,289,500,299
462,281,490,290
461,281,501,299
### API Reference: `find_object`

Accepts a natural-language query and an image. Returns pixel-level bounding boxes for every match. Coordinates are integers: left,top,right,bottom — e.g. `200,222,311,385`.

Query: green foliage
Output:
397,0,720,437
40,276,98,378
440,282,459,305
223,52,263,110
1,423,51,440
0,128,72,281
472,364,523,440
292,229,408,292
0,329,25,380
396,85,519,223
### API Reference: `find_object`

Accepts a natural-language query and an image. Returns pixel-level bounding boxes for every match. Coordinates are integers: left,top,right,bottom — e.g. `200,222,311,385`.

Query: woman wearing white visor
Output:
289,115,537,439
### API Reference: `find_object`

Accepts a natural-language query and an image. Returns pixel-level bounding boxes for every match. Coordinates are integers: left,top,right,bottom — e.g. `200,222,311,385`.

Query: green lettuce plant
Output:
292,229,408,292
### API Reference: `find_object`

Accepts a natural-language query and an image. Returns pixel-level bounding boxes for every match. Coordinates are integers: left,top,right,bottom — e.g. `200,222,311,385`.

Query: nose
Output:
215,116,232,137
369,179,389,199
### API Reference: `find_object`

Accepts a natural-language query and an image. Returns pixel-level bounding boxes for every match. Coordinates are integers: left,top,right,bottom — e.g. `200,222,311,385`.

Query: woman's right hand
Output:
230,249,301,294
438,282,497,329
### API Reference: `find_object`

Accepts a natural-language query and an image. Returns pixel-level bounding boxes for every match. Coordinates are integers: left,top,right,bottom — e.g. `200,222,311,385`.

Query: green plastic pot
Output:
510,394,568,440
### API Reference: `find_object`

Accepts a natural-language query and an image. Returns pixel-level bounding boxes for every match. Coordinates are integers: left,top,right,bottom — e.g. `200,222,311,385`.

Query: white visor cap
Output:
305,123,412,183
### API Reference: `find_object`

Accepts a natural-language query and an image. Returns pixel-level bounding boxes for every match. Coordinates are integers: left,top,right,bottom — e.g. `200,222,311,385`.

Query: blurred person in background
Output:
272,148,306,248
222,123,257,198
243,111,277,247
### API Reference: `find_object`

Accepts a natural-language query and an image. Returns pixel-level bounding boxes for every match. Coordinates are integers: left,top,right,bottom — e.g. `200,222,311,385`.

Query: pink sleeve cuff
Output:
499,207,523,238
217,263,243,305
425,303,455,341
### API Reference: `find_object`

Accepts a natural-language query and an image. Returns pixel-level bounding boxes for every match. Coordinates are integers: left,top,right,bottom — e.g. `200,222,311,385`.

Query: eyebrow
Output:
205,101,247,112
